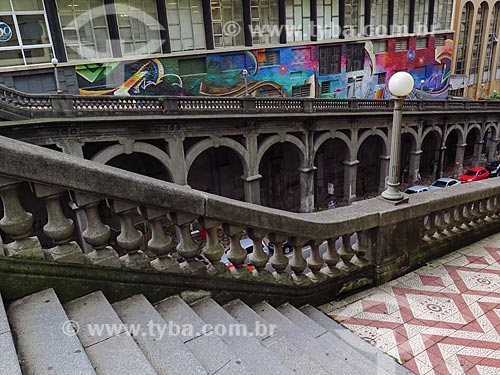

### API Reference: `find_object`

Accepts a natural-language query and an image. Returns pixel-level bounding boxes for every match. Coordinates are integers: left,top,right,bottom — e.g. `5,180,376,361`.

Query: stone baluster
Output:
479,199,489,222
462,203,475,228
0,177,43,259
352,231,370,267
268,233,292,285
453,204,467,232
338,234,357,272
491,195,500,219
168,212,205,274
321,237,342,277
469,201,481,226
112,200,150,270
223,224,252,280
288,237,311,286
434,210,448,239
73,192,121,267
246,228,273,282
199,218,230,277
485,197,497,221
444,207,457,235
307,240,327,283
144,207,180,273
0,235,4,256
33,184,84,263
423,212,437,242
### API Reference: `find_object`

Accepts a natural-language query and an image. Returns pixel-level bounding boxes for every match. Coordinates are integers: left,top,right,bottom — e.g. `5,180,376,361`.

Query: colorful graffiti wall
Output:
76,35,453,99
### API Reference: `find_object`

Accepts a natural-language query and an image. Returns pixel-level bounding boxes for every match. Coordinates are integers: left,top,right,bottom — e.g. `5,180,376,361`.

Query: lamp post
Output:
51,58,62,94
381,72,415,201
242,69,248,96
420,79,425,98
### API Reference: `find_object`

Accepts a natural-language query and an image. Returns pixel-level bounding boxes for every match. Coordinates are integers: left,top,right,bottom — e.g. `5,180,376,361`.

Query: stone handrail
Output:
0,84,499,119
1,135,500,292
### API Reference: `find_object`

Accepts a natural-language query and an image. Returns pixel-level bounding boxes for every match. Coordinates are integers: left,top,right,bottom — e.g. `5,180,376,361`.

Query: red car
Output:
459,167,489,182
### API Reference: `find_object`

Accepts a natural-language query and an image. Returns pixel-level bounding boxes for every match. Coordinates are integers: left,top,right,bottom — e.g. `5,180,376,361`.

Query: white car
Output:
404,185,429,194
428,178,461,191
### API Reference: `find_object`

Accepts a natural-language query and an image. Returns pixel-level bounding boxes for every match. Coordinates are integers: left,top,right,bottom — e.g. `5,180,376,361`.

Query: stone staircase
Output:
0,289,412,375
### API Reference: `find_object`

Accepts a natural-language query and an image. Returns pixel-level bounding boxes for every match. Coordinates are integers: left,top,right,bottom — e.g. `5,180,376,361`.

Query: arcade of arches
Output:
56,121,499,213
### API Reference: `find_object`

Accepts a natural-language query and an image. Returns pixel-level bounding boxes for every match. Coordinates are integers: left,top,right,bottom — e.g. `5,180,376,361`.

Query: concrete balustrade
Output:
2,135,500,296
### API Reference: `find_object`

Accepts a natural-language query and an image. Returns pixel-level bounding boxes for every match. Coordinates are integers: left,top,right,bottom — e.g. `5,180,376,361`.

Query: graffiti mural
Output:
76,36,453,99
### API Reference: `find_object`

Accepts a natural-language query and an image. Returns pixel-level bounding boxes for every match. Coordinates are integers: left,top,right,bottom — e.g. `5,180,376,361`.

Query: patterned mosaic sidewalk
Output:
320,233,500,375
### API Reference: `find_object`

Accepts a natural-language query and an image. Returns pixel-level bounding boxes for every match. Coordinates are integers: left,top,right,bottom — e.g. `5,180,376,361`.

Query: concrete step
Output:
7,288,95,375
0,293,21,375
224,299,330,375
278,303,377,373
252,301,361,375
64,291,157,375
155,295,252,375
191,297,291,375
300,304,414,375
112,294,207,375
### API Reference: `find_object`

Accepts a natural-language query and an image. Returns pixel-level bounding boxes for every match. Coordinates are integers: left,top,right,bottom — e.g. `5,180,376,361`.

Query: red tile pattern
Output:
321,237,500,375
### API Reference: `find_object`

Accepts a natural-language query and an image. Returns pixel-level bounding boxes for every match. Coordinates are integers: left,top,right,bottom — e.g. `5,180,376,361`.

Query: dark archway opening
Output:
357,135,384,196
444,130,459,171
465,129,479,163
107,153,173,182
400,133,414,184
259,143,301,211
420,131,440,180
188,147,245,201
314,139,347,208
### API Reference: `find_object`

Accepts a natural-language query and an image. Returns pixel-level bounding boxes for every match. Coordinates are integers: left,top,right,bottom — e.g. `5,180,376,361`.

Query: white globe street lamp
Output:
51,57,62,94
381,71,414,201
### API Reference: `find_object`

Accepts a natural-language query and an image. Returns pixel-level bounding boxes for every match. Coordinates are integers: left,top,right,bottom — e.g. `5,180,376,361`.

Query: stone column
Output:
409,150,422,183
438,146,446,178
488,138,499,162
242,174,261,204
379,155,390,192
166,135,188,185
298,166,316,213
343,160,358,202
473,141,484,167
455,144,466,174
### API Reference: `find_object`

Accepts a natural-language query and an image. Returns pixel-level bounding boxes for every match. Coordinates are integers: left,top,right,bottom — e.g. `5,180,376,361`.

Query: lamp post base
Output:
378,194,409,205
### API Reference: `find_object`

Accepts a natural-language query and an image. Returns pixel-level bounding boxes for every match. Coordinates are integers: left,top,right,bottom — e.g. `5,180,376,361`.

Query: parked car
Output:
459,167,489,183
428,178,461,190
404,185,429,194
486,161,500,177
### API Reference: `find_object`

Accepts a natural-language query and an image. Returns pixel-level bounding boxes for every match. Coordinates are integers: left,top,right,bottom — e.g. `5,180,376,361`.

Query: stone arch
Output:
257,134,307,168
355,129,389,157
421,127,444,150
401,127,418,183
313,132,354,161
420,128,442,179
91,142,177,182
481,122,499,141
402,127,418,151
443,125,465,146
185,137,250,177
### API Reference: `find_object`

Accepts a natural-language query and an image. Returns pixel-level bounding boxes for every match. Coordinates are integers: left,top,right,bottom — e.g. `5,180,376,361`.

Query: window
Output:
376,72,386,84
414,0,429,33
455,3,473,75
319,45,341,75
292,84,310,97
211,0,244,47
320,81,330,94
469,2,487,84
393,0,410,34
317,0,340,39
433,0,452,31
115,0,161,56
285,0,311,42
344,0,364,37
167,0,206,52
395,38,408,51
370,0,389,35
220,53,248,71
373,41,386,53
178,57,207,75
416,37,427,49
345,43,364,72
434,35,446,46
250,0,279,45
0,0,53,67
259,50,279,66
485,3,499,81
57,0,111,61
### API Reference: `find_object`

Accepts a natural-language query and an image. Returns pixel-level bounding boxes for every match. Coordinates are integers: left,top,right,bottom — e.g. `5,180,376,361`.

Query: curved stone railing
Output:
1,84,500,120
2,135,500,295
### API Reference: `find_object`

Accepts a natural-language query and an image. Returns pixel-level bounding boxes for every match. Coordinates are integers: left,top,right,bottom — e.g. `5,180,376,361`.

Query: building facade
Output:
452,0,500,98
0,0,454,99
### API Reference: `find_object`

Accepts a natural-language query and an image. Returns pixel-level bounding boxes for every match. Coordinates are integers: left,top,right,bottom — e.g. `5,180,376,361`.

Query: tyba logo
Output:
0,22,12,42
